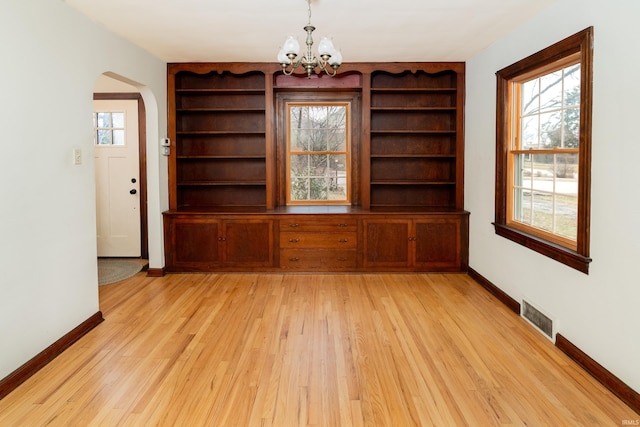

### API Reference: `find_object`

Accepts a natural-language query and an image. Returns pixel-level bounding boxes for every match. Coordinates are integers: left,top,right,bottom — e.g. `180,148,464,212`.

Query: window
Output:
94,111,125,145
286,103,350,204
495,27,593,273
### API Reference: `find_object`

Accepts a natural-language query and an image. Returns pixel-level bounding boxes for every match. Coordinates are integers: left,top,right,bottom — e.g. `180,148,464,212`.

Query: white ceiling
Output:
64,0,556,63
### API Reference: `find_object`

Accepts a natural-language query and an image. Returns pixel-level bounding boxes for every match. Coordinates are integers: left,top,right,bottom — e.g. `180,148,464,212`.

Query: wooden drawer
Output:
280,232,356,249
279,219,356,233
280,249,356,270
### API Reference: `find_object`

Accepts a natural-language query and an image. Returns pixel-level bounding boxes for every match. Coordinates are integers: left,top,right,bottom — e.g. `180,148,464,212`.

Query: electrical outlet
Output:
73,148,82,165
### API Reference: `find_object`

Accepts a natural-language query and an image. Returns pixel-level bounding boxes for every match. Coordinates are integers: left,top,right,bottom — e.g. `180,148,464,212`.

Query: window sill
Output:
493,223,591,274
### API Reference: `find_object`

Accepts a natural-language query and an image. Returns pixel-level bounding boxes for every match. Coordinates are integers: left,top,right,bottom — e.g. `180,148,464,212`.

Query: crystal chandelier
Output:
277,0,342,78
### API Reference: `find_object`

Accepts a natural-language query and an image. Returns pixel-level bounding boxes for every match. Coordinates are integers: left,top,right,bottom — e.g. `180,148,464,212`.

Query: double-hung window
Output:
495,27,593,273
286,103,351,205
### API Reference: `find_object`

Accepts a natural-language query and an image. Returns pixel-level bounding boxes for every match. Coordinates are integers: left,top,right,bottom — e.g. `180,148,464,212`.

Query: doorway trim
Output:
93,92,148,259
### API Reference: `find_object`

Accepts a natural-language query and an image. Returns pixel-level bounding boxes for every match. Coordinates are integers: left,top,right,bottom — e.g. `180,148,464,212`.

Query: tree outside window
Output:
287,103,350,204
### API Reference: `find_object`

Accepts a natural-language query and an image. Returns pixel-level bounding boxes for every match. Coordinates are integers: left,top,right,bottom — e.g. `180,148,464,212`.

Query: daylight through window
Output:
494,27,593,273
287,103,350,204
511,60,581,247
94,111,125,145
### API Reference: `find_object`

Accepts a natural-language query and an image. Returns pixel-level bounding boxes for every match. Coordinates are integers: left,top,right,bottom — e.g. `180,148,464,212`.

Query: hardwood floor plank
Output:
0,272,636,426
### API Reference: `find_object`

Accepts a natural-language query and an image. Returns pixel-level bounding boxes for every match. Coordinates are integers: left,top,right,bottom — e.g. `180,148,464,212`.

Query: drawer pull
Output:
288,257,300,262
337,223,349,227
288,238,299,243
288,223,299,227
338,239,349,243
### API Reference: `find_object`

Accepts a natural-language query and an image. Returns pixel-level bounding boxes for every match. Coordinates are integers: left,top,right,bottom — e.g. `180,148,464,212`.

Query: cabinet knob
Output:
288,223,299,227
218,237,226,241
337,223,349,227
288,257,300,262
338,239,349,243
408,237,417,241
288,238,299,243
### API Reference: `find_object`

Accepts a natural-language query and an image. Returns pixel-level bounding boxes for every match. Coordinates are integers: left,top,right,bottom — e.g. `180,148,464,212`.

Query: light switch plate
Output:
73,148,82,165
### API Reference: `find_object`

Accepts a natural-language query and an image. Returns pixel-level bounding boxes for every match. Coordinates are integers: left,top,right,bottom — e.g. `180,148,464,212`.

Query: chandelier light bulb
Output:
277,48,291,65
328,48,342,66
282,35,300,56
317,37,335,57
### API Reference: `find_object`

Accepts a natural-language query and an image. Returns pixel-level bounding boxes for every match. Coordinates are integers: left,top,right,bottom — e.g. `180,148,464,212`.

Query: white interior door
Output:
94,99,141,257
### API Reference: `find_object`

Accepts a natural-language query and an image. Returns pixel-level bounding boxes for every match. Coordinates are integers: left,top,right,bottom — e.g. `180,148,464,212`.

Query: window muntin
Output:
509,61,580,249
287,103,350,204
495,27,593,273
94,111,125,146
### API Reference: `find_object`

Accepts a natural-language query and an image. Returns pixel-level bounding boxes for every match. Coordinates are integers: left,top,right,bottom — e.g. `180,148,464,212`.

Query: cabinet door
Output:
169,218,222,270
414,218,460,270
362,220,411,268
222,220,274,267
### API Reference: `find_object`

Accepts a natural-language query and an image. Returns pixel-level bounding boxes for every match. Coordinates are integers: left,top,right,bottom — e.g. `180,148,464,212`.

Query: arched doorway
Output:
93,74,148,260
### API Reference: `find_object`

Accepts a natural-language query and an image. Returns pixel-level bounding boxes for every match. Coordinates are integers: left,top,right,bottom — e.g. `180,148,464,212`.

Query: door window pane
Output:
93,111,126,146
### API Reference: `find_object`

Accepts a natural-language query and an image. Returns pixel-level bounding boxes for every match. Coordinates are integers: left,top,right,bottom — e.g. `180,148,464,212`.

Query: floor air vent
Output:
522,300,555,340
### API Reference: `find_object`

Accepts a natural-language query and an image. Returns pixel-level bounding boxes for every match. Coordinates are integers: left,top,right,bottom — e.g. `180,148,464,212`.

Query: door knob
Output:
130,189,137,195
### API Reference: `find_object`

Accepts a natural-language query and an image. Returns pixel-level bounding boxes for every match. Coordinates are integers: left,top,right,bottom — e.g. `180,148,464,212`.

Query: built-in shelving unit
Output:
165,62,468,273
173,69,268,209
369,69,462,210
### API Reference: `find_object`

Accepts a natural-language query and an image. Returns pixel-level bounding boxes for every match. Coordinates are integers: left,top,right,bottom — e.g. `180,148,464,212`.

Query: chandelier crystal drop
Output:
277,0,342,78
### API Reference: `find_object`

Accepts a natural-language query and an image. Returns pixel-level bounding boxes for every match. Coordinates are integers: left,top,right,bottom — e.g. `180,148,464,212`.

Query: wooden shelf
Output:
176,88,265,94
177,130,265,135
370,87,457,93
370,130,456,134
177,155,265,159
371,181,456,185
370,154,455,158
177,108,266,112
177,181,267,186
370,107,456,111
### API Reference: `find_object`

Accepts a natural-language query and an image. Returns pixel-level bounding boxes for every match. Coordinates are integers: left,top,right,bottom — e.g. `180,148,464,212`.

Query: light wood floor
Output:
0,272,635,426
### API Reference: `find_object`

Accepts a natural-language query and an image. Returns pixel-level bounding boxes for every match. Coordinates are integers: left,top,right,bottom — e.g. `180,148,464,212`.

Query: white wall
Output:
466,0,640,392
0,0,167,379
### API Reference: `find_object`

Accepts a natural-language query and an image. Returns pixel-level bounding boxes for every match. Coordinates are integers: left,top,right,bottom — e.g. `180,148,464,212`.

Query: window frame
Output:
285,102,352,205
494,27,594,274
275,91,361,208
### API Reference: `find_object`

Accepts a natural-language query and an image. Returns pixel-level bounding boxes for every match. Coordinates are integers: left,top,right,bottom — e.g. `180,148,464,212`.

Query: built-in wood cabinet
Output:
164,62,468,273
163,210,468,272
164,214,274,271
362,216,466,271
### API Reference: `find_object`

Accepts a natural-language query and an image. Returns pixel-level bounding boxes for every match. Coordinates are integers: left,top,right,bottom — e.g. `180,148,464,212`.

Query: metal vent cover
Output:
522,299,555,340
